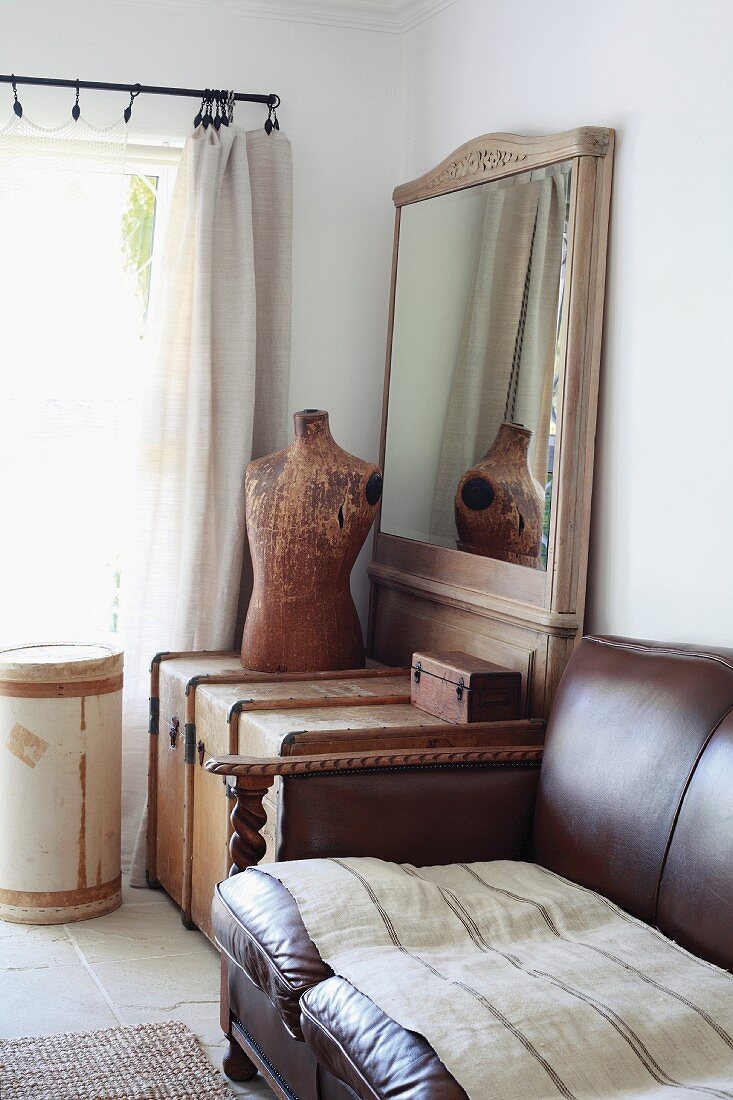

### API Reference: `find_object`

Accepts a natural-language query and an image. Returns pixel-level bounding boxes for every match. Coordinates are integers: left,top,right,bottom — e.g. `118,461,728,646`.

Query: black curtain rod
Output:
0,74,279,108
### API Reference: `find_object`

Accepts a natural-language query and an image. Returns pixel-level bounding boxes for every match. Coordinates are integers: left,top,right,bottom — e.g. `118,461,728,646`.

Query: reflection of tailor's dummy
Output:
241,410,383,673
455,422,544,569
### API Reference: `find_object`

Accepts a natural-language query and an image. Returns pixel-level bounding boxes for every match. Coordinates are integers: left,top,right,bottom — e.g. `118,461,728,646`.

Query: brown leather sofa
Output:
207,635,733,1099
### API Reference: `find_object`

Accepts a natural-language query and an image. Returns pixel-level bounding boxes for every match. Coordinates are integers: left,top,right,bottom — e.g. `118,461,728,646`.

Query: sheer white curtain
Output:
0,116,134,646
123,125,292,884
429,167,567,545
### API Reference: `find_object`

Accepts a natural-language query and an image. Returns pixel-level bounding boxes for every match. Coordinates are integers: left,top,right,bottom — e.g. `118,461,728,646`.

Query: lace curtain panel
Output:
0,114,128,175
0,115,132,647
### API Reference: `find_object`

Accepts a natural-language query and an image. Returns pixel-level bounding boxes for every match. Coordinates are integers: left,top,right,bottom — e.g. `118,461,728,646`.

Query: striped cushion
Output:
259,858,733,1100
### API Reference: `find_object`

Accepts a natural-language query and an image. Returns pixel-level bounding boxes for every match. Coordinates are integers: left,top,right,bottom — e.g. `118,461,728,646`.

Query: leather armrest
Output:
301,977,468,1099
277,756,541,865
206,744,542,872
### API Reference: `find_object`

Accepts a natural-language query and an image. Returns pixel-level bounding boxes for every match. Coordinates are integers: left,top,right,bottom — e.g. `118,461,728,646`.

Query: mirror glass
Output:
381,160,571,570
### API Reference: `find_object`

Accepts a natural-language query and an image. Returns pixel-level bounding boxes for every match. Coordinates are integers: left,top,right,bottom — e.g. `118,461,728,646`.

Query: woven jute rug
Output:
0,1020,235,1099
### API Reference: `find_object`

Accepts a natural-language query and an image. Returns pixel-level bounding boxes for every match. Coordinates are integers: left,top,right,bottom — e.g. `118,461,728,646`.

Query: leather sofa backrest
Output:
533,636,733,926
656,710,733,971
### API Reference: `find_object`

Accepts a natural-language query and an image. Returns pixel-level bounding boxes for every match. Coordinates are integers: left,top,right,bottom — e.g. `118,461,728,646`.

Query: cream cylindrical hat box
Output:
0,643,123,924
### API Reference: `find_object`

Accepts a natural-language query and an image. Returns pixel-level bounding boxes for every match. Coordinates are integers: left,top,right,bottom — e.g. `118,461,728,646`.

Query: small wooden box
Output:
411,650,521,724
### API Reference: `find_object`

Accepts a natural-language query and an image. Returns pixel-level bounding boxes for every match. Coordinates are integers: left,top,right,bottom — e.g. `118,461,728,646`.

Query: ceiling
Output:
125,0,458,33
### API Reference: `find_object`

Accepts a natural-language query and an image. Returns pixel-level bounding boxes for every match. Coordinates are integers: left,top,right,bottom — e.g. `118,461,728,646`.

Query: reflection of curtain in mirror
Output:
429,168,567,545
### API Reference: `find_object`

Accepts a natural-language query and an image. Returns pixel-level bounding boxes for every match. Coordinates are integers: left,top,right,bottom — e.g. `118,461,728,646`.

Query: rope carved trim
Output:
206,745,544,779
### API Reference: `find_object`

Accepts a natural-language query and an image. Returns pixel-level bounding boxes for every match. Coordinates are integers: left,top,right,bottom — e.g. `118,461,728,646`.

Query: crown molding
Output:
115,0,458,33
391,0,458,31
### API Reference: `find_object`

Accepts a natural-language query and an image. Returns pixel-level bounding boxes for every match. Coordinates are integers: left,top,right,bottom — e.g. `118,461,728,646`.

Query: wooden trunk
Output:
411,650,521,725
148,652,545,943
147,652,243,917
148,654,424,939
0,643,123,924
190,671,430,937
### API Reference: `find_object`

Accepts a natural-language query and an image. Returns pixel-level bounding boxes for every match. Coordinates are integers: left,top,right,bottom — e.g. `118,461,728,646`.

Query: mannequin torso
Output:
241,410,383,672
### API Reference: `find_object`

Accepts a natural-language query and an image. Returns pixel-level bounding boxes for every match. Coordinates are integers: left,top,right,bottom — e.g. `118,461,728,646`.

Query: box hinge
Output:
149,697,160,735
184,722,196,764
456,676,465,702
413,661,422,684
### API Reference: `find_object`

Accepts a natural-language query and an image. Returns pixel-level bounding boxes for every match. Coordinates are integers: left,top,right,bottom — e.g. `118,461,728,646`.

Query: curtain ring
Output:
194,88,207,129
213,89,222,131
265,94,280,134
202,89,214,129
71,78,81,121
11,75,23,118
124,83,141,124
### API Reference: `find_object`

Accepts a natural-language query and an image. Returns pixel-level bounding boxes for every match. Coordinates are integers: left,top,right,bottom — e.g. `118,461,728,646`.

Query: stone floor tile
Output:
89,945,222,1044
0,921,80,971
0,962,119,1038
67,888,203,963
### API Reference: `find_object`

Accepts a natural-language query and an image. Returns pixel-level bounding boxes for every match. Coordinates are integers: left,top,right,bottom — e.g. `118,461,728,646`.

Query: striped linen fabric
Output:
257,858,733,1099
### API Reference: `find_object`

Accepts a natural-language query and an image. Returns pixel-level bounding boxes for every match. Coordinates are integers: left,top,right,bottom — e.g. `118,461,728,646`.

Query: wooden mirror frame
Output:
367,128,614,716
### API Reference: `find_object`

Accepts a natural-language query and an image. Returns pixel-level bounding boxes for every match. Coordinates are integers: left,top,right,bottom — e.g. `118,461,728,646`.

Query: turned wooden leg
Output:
228,778,272,875
222,1036,258,1082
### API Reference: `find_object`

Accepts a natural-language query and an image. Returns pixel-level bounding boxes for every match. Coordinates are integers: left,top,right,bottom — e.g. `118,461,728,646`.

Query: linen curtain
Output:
125,125,292,885
429,167,567,545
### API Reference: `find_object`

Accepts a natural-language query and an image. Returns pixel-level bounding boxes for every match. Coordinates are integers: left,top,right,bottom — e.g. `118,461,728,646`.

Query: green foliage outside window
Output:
110,174,158,631
121,174,158,320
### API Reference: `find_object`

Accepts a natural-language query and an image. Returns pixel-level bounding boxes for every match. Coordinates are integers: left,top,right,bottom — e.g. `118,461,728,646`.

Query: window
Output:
0,143,181,644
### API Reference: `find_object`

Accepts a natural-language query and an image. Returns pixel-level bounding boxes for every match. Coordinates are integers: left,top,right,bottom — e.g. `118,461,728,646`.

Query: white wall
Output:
8,0,733,647
401,0,733,647
5,0,400,623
